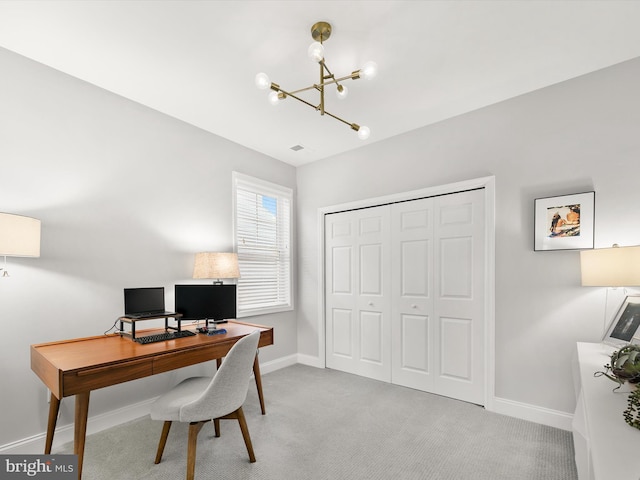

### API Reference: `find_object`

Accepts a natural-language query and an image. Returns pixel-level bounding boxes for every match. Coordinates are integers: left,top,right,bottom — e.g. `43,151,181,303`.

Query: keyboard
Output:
135,330,196,344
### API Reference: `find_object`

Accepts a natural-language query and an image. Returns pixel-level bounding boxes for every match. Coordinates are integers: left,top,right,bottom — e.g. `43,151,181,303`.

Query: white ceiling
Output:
1,1,640,167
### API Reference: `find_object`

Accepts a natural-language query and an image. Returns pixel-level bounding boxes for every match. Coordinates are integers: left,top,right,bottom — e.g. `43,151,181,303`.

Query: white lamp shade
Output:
193,252,240,279
580,245,640,286
0,213,41,257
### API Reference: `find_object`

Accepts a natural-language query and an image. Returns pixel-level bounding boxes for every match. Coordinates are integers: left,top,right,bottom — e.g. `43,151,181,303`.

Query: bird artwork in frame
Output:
534,191,595,251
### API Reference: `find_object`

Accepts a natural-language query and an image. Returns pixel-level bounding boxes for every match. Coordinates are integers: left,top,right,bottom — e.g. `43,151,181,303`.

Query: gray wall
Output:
296,57,640,416
0,47,297,447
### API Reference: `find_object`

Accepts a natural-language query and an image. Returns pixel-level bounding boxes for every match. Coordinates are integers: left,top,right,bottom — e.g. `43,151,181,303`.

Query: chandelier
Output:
255,21,377,140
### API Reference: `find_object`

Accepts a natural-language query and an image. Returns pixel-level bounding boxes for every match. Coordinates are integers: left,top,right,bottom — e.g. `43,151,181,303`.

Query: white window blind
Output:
233,172,292,316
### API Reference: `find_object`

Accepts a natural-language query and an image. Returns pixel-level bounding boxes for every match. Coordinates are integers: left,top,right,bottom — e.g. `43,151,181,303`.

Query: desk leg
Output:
253,353,266,415
44,393,61,454
74,392,90,480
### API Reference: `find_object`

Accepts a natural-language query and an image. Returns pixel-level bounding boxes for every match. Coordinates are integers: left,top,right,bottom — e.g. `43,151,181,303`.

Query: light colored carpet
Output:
59,364,577,480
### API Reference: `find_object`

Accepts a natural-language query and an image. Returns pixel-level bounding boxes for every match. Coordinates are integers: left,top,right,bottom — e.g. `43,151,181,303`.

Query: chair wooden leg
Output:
155,421,172,464
187,421,205,480
213,418,221,437
235,407,256,463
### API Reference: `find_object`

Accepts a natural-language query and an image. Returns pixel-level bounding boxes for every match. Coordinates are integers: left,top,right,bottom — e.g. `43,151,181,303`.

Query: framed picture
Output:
534,191,595,251
604,296,640,346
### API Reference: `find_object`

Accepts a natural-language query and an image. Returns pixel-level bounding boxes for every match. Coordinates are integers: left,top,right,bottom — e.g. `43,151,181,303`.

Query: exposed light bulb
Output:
357,126,370,140
307,42,325,62
268,90,282,106
360,61,378,80
336,84,348,100
255,72,271,90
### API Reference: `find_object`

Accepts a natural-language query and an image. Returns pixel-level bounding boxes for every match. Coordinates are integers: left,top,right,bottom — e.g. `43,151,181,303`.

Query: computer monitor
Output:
174,284,237,324
124,287,166,316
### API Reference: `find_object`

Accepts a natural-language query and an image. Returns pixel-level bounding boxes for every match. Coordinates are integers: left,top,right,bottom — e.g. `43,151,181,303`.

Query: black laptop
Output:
124,287,176,319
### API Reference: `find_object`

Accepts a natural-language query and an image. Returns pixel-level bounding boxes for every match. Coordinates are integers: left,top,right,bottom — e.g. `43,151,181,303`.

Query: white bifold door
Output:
325,189,485,405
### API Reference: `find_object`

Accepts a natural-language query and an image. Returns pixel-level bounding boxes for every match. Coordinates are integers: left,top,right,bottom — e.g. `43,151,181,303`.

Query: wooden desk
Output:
30,320,273,479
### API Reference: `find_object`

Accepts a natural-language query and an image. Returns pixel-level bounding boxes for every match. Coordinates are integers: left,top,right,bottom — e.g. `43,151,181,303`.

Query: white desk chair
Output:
150,330,260,480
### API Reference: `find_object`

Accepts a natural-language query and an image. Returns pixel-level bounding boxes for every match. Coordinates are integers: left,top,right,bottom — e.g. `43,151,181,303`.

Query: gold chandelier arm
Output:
277,71,360,115
270,84,359,131
275,86,320,111
322,109,356,128
321,61,361,88
287,84,321,95
281,73,359,97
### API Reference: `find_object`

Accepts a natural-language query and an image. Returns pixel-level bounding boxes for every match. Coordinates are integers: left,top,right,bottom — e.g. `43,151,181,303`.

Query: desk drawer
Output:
63,359,153,396
153,344,231,374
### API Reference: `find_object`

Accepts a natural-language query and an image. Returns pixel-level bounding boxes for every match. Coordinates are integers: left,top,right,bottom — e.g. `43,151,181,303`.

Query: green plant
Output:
624,388,640,430
595,344,640,431
595,344,640,389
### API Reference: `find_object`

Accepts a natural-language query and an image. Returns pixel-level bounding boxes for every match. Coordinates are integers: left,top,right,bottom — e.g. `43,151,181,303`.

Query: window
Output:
233,172,293,316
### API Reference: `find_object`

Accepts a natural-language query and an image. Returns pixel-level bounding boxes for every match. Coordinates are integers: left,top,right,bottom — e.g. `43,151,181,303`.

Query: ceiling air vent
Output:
290,145,304,152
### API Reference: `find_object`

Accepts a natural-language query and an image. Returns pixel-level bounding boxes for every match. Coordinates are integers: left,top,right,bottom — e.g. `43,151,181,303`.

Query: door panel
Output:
360,311,383,364
332,246,352,294
330,308,352,357
440,236,473,298
360,244,383,295
400,314,430,373
440,316,472,380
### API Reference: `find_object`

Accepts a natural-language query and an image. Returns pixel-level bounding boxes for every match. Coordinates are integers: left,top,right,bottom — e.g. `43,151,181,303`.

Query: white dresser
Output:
572,342,640,480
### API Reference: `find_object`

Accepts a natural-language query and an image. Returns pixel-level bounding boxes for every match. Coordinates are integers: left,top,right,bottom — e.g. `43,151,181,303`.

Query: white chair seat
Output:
150,377,210,422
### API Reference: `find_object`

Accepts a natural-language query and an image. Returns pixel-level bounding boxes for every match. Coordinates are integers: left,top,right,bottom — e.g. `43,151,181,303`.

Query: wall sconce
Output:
0,212,41,277
193,252,240,284
580,244,640,335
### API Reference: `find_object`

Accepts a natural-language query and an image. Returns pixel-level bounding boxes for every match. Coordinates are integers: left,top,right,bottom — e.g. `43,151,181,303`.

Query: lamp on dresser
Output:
580,244,640,337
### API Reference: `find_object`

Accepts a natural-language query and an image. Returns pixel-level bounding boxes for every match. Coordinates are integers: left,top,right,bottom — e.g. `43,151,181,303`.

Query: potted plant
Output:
597,344,640,388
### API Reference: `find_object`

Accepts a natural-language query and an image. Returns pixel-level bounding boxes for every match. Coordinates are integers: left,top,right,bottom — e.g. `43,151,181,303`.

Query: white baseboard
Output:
492,396,573,431
296,353,324,368
260,353,298,374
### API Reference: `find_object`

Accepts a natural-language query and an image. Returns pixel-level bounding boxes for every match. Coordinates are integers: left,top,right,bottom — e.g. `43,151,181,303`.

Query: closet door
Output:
325,206,392,382
432,189,485,405
390,198,435,392
325,189,485,405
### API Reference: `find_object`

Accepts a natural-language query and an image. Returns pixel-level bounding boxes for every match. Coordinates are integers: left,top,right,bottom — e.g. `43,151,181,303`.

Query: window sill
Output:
237,304,294,318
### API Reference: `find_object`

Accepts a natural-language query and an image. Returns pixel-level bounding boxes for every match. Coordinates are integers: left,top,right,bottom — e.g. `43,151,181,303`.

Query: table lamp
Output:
0,212,41,277
193,252,240,284
580,244,640,335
